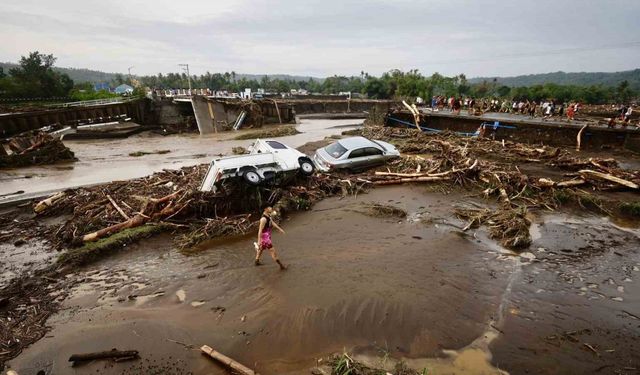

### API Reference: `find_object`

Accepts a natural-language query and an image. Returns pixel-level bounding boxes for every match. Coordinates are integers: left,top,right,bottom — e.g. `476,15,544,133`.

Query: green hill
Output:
469,69,640,90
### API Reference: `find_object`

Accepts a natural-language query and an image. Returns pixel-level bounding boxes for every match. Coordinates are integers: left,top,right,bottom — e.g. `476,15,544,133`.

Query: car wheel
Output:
243,169,262,185
299,159,315,176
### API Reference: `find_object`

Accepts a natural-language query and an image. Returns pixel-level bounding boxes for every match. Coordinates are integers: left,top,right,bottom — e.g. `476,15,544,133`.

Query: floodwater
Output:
7,185,639,374
0,119,361,203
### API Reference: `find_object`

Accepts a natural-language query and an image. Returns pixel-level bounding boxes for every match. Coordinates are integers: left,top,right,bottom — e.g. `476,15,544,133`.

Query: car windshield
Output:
266,141,287,149
325,142,348,158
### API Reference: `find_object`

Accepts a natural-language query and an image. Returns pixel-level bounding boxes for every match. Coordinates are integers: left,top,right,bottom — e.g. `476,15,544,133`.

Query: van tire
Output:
243,169,262,185
299,159,315,176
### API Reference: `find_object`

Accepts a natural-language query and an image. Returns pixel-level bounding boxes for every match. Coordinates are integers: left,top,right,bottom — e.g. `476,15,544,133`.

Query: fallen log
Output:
69,349,139,364
34,192,66,213
201,345,258,375
373,176,449,185
557,179,586,188
579,170,639,190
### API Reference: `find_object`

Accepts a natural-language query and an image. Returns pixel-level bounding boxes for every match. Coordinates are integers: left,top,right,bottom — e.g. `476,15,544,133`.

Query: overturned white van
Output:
199,139,315,192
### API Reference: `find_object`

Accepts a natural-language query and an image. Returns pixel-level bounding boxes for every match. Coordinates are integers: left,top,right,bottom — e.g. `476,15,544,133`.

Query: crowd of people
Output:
429,95,638,128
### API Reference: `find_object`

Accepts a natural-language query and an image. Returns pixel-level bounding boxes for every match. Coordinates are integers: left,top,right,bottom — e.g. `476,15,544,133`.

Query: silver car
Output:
313,136,400,172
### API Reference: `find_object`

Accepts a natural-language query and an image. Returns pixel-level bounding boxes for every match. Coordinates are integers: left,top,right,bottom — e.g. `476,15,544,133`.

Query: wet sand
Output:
0,119,361,202
7,183,638,374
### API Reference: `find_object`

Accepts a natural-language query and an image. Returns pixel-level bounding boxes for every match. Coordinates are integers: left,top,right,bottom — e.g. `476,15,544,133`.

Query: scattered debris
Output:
233,125,300,140
0,132,75,168
128,150,171,157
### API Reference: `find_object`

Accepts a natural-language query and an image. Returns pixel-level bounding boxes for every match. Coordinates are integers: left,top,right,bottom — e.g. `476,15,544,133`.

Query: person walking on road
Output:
255,206,287,270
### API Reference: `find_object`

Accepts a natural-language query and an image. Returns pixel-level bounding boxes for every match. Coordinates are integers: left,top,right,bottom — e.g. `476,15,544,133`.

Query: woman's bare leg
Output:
255,248,264,265
269,247,287,270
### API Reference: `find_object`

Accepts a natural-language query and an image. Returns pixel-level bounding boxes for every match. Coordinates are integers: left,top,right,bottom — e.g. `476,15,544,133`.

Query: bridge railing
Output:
47,96,142,108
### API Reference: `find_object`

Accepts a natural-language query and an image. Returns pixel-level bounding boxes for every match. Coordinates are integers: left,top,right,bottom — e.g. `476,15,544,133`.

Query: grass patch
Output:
129,150,171,157
360,203,407,219
619,201,640,217
331,352,423,375
57,224,169,266
234,125,300,140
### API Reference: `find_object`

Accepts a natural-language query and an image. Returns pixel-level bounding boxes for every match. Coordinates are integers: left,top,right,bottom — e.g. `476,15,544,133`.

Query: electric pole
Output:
127,66,134,84
179,64,192,94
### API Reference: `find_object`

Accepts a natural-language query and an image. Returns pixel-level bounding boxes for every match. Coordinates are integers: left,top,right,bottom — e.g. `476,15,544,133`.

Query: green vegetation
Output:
0,52,73,99
619,201,640,217
57,224,168,266
2,50,637,104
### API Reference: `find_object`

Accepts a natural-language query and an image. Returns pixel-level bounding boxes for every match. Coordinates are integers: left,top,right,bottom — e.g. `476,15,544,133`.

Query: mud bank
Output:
6,185,639,375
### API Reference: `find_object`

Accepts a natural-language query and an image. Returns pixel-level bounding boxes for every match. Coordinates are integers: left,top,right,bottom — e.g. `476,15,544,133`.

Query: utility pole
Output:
127,66,134,84
178,64,192,94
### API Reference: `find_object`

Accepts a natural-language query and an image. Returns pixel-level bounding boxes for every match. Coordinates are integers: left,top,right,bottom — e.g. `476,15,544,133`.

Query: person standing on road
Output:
255,206,287,270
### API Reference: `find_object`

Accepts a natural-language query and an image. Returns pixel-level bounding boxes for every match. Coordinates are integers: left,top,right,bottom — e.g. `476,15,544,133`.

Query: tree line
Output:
1,52,637,104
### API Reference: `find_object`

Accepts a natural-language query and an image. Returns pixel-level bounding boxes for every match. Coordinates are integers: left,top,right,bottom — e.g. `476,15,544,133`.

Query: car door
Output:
362,147,384,167
345,148,365,170
266,140,295,170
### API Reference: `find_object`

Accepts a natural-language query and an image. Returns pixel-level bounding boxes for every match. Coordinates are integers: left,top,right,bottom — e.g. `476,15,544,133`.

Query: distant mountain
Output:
469,69,640,90
0,62,323,84
1,62,119,83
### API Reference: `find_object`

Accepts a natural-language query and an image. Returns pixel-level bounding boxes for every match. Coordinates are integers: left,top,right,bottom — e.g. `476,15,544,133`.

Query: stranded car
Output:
200,139,315,192
313,136,400,172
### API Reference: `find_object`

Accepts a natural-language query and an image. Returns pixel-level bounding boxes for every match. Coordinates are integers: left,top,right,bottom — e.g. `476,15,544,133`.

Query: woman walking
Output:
255,206,287,270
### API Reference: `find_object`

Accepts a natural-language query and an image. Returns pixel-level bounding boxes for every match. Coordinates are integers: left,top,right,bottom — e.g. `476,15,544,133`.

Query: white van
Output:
200,139,315,192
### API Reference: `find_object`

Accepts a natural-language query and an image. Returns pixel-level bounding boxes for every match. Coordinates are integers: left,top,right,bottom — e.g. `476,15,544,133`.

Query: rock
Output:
176,289,186,303
519,252,536,260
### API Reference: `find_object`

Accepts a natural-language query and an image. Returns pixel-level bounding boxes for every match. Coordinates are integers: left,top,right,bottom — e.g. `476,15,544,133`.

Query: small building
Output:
114,84,134,95
93,82,111,92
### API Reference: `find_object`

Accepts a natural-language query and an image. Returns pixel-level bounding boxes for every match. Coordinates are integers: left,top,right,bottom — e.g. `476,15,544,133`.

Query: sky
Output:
1,0,639,78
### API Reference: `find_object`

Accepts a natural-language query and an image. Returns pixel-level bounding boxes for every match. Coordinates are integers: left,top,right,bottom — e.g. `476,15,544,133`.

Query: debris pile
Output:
233,125,301,140
355,126,639,249
0,132,75,168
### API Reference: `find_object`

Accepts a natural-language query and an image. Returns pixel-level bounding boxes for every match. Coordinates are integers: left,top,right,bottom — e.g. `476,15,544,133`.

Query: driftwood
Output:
402,100,421,131
201,345,258,375
579,169,639,189
107,194,129,220
34,192,67,213
82,190,185,242
373,176,449,185
576,124,587,151
69,349,139,363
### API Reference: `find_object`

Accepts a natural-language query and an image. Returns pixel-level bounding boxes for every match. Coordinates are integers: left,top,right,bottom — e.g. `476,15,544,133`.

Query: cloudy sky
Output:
1,0,639,78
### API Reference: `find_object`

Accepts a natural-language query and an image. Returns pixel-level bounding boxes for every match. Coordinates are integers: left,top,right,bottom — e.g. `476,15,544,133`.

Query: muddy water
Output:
0,119,361,201
6,186,640,375
8,186,512,374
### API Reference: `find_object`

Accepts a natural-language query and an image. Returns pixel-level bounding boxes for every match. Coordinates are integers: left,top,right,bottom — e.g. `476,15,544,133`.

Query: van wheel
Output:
243,169,261,185
299,159,315,176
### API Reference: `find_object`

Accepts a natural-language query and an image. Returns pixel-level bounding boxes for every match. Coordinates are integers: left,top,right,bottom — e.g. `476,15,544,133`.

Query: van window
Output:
266,141,287,149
